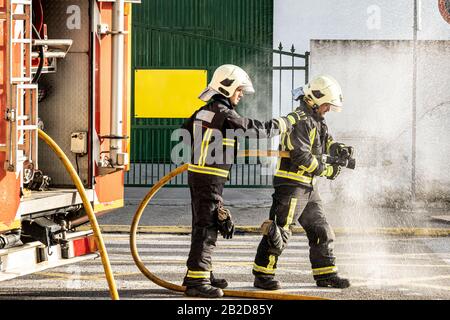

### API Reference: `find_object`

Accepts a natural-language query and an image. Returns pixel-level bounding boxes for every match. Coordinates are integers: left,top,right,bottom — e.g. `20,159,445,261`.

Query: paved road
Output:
0,233,449,300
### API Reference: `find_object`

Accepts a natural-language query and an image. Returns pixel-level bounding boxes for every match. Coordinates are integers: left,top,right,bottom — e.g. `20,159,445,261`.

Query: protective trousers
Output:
253,185,337,280
183,178,224,287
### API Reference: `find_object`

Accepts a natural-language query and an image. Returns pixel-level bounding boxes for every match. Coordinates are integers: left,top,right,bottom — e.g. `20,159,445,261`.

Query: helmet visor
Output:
240,80,255,94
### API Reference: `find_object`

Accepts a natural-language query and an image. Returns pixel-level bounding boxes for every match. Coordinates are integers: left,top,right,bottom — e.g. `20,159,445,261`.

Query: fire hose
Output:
38,129,119,300
130,151,329,300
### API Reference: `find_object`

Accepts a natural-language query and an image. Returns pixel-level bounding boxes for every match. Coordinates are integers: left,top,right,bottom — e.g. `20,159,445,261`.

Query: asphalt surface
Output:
0,187,448,301
0,233,449,300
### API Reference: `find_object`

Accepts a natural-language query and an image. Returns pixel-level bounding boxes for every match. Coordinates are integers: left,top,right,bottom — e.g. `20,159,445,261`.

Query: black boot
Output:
185,284,224,298
316,275,351,289
254,276,281,290
210,272,228,289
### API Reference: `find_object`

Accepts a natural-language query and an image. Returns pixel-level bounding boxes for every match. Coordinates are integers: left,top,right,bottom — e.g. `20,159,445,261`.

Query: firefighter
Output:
181,64,297,298
252,75,352,290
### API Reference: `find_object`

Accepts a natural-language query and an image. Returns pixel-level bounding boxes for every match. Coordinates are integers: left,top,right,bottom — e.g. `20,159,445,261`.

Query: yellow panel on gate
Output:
135,69,207,118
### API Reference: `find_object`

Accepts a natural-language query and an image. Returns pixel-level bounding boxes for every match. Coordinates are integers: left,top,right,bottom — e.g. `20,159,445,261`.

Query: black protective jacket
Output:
273,100,338,189
182,95,291,185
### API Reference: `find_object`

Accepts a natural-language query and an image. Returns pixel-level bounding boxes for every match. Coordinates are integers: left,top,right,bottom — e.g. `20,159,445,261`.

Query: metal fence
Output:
125,43,309,187
273,43,310,113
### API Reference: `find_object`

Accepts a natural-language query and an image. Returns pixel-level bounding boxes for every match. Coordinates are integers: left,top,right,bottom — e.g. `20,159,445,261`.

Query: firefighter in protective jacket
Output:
181,64,295,298
252,75,352,290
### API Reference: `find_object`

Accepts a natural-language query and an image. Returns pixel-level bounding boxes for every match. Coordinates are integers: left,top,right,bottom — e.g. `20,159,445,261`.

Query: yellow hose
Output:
38,129,119,300
130,158,329,300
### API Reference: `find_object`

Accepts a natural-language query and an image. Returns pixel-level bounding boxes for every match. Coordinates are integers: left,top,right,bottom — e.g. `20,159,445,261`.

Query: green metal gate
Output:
125,0,309,187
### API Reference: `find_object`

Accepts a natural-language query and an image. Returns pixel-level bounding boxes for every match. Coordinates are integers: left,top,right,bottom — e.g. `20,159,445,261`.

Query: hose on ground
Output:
38,129,119,300
130,155,329,300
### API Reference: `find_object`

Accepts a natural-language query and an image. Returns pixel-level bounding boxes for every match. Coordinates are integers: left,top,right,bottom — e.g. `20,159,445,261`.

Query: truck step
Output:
0,230,98,282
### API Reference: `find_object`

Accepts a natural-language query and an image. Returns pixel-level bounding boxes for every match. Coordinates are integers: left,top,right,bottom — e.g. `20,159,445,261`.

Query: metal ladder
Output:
1,0,38,178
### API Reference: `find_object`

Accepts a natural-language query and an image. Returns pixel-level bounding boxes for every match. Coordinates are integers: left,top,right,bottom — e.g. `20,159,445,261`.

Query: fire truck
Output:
0,0,137,281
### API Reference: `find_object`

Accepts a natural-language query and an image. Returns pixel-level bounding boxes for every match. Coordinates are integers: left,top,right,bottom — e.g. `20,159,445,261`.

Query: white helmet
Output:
303,75,343,112
198,64,255,102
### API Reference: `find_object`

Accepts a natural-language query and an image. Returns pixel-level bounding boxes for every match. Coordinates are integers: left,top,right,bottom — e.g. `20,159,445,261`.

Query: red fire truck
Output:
0,0,137,281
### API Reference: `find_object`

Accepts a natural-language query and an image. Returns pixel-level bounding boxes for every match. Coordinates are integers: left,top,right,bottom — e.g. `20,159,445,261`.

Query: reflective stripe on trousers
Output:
253,186,337,279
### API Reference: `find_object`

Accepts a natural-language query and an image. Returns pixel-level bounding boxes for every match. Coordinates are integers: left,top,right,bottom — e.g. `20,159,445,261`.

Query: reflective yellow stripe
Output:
268,255,276,270
187,270,210,279
192,123,199,164
274,170,313,184
277,133,314,183
326,138,334,154
277,118,287,133
203,129,214,165
197,127,205,165
320,165,332,177
309,157,319,172
276,157,282,173
280,133,287,151
222,138,235,147
284,198,297,230
299,156,318,173
199,129,213,166
286,133,294,151
287,115,296,125
188,164,230,178
312,266,338,276
197,128,209,166
309,127,317,151
189,164,229,175
253,263,276,275
295,111,305,121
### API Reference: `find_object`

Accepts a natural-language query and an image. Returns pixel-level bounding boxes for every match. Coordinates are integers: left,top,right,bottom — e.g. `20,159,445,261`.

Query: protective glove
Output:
321,164,341,180
327,143,356,169
329,143,354,158
217,205,235,239
343,145,354,157
261,219,290,252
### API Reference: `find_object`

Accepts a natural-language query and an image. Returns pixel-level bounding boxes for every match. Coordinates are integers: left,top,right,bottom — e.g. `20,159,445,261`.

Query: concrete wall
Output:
309,40,450,206
271,0,450,120
268,2,450,206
